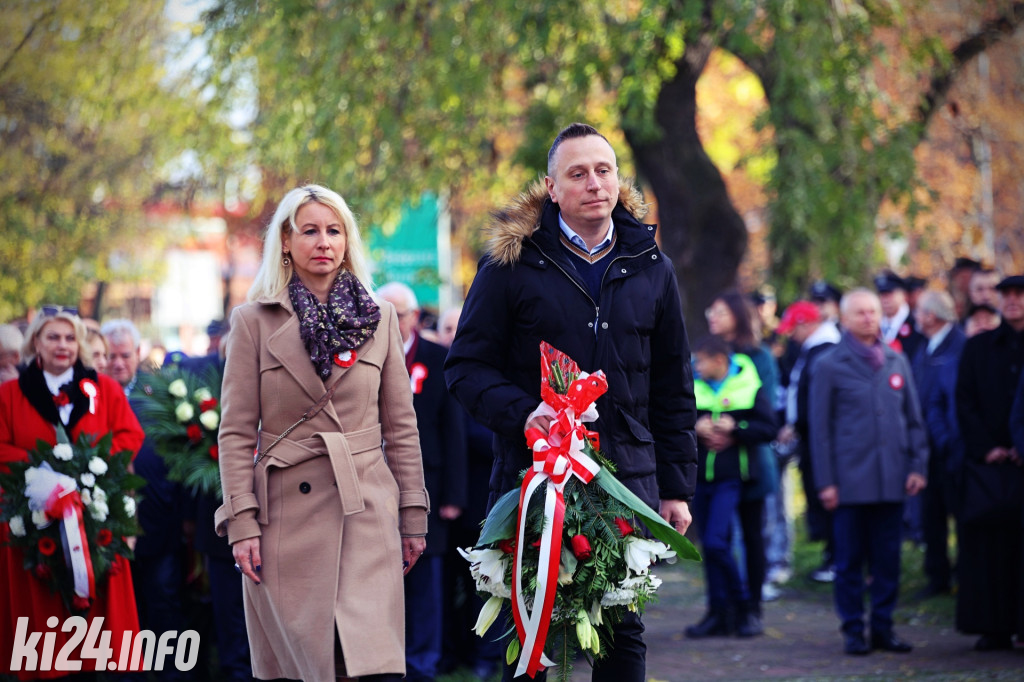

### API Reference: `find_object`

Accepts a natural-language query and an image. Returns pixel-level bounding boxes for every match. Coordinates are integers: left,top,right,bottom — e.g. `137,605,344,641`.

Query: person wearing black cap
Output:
955,274,1024,651
809,280,842,326
964,302,1001,338
904,276,927,311
875,272,925,360
948,257,981,320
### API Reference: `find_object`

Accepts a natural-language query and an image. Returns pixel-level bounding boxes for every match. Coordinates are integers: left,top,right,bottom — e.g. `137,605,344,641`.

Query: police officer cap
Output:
995,275,1024,291
904,276,927,292
809,280,841,303
873,272,906,293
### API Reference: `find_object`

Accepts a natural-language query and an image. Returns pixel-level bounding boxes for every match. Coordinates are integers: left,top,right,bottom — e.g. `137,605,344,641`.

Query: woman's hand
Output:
232,537,262,584
402,536,426,576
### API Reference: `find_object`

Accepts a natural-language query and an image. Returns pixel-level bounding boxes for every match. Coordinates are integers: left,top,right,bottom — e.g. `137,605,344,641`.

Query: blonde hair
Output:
23,310,91,369
248,184,374,301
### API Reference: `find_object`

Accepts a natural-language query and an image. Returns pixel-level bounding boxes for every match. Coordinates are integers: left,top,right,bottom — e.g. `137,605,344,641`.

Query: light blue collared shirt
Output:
558,214,614,255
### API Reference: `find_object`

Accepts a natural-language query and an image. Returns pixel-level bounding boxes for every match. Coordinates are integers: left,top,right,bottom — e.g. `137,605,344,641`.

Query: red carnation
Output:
72,595,91,611
200,398,218,412
570,534,592,560
97,529,113,546
498,538,516,554
38,536,57,556
186,424,202,443
613,517,635,538
209,445,219,461
34,564,52,580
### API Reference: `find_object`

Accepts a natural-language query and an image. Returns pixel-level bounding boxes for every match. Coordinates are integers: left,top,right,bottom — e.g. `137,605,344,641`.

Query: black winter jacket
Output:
444,180,698,511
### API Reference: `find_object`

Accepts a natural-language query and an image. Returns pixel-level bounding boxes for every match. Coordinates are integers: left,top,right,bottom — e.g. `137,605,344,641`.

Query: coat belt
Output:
253,424,383,524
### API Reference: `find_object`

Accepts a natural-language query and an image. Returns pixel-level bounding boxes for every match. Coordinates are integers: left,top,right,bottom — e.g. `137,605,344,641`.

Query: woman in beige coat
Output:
215,184,429,681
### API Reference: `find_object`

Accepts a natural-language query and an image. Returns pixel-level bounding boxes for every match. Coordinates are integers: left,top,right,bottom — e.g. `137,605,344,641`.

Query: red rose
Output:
570,534,592,560
34,564,52,580
97,529,113,546
200,398,218,412
38,536,57,556
613,517,635,538
498,538,516,554
209,445,219,460
72,595,91,611
186,424,202,443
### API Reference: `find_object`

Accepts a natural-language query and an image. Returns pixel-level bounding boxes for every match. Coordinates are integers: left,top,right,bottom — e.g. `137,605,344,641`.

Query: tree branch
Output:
0,8,56,81
917,2,1024,126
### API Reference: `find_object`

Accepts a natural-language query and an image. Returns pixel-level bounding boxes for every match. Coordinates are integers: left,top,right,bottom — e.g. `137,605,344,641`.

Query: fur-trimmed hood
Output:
485,177,649,265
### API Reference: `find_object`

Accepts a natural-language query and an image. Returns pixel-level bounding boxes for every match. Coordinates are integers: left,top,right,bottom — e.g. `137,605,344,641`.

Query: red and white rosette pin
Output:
889,373,904,390
80,379,98,414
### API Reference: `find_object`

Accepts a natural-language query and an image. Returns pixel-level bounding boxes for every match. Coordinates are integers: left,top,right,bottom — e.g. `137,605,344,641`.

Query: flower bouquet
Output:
0,426,145,613
460,343,700,680
134,363,223,496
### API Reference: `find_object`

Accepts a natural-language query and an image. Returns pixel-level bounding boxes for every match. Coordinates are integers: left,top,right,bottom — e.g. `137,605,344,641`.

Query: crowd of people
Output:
1,121,1023,682
681,259,1024,658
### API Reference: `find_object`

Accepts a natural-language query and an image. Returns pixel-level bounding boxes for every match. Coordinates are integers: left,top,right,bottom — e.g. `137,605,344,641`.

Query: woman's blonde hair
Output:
248,184,374,301
22,309,91,369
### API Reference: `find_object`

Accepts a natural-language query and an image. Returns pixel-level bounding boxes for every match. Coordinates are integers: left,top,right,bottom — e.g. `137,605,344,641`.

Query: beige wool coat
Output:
215,288,429,680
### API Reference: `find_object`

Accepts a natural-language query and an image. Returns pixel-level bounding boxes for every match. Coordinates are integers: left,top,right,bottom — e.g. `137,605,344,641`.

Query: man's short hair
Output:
692,335,731,360
917,290,957,323
547,122,611,176
100,318,141,350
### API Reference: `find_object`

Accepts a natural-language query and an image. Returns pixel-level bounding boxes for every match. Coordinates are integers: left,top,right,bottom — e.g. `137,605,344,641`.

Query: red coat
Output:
0,371,144,679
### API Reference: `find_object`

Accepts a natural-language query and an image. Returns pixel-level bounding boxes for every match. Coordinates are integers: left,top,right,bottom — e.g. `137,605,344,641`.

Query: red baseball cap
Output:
777,300,822,335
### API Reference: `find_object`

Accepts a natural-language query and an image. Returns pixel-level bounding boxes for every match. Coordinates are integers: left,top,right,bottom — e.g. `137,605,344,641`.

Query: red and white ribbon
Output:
26,463,96,602
512,394,605,677
80,379,97,415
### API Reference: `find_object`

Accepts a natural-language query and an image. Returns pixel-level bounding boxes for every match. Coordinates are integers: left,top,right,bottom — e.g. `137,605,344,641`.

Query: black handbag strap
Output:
253,370,347,467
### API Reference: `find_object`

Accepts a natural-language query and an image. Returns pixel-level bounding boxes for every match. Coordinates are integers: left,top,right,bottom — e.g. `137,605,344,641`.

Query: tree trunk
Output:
623,44,748,338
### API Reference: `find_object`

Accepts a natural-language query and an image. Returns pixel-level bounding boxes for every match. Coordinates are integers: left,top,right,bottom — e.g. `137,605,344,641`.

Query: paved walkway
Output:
630,560,1024,681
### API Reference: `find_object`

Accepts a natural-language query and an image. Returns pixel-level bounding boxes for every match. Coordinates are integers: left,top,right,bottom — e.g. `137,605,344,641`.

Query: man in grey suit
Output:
809,289,929,656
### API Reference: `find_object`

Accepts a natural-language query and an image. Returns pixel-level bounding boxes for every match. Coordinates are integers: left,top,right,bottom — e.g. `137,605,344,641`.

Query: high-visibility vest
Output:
693,353,762,482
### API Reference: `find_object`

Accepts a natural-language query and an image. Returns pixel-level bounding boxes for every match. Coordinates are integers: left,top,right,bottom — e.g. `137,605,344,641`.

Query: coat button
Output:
621,268,627,274
538,259,545,265
652,254,658,260
601,322,609,329
588,322,594,328
299,482,311,494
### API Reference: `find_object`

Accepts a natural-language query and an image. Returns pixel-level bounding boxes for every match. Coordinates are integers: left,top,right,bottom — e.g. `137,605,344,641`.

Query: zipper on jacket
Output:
534,241,657,339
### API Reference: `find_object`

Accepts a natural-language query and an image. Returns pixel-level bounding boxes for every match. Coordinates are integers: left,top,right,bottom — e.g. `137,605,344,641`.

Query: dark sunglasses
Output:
41,304,80,317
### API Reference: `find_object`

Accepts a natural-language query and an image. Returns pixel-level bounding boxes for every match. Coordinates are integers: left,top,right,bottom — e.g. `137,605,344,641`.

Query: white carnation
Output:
80,472,96,488
123,495,136,517
92,486,107,503
9,516,26,537
81,489,92,506
199,409,220,430
32,509,50,529
88,457,108,476
175,402,195,422
89,501,109,522
52,443,74,461
168,379,188,398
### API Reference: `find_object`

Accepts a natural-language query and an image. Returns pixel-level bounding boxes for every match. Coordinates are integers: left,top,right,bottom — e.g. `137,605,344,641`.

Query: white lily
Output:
558,545,578,585
623,536,675,576
458,547,510,598
473,595,504,637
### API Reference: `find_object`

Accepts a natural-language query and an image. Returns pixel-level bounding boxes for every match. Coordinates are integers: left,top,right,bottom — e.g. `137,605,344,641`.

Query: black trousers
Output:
501,610,646,682
921,453,953,591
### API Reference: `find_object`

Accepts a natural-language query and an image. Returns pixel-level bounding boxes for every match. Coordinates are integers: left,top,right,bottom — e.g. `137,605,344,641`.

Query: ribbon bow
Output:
511,363,608,678
53,391,70,407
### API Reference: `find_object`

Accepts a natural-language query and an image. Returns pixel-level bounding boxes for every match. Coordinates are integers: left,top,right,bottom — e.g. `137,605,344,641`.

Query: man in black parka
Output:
955,274,1024,651
445,122,698,682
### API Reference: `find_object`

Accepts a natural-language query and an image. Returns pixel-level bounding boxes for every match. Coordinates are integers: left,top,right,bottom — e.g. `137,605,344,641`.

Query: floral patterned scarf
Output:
288,271,381,379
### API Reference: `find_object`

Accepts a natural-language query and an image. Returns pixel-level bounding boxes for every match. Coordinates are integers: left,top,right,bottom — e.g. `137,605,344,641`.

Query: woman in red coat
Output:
0,307,144,679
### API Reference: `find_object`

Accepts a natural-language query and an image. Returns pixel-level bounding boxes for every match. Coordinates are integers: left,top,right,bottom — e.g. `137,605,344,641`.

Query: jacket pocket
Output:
621,412,654,444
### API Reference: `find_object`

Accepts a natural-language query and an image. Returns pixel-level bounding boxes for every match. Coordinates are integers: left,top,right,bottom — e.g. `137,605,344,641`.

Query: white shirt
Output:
880,302,911,344
558,214,614,255
927,322,954,355
43,367,74,425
